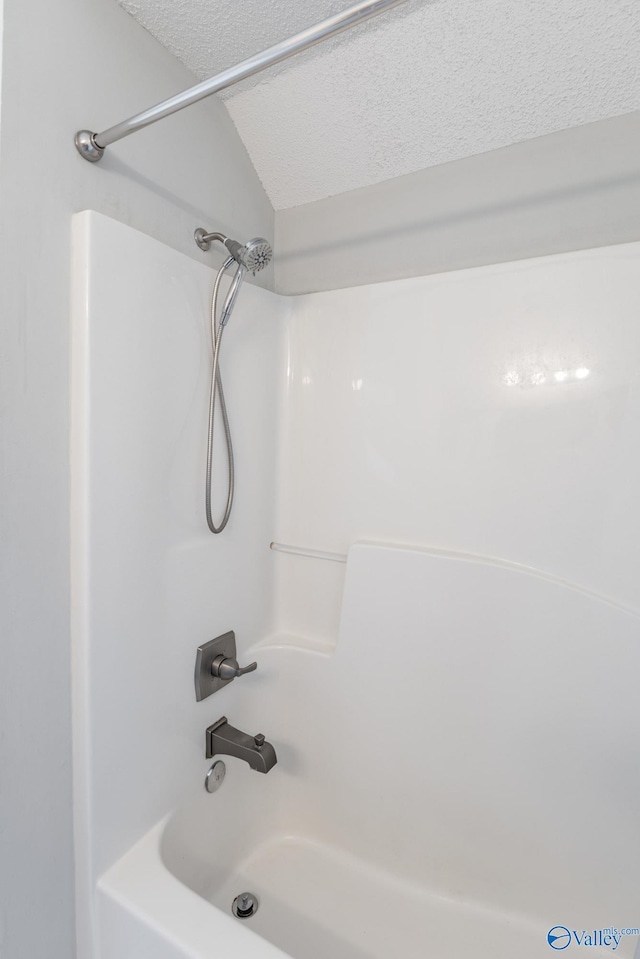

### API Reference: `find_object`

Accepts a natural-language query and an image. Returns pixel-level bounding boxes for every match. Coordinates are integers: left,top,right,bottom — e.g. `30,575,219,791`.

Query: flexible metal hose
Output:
205,258,236,533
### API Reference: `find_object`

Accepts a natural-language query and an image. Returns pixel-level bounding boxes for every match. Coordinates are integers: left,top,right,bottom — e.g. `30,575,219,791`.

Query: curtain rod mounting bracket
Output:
75,130,105,163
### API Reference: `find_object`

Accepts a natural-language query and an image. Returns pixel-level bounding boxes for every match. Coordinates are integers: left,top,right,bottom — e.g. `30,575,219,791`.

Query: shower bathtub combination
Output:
96,542,640,959
72,211,640,959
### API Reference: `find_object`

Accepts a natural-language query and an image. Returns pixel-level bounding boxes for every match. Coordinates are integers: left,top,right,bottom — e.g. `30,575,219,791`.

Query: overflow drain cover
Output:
232,892,259,919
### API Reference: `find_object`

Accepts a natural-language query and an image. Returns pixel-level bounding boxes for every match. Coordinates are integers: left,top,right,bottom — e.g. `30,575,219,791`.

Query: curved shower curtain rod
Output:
75,0,411,163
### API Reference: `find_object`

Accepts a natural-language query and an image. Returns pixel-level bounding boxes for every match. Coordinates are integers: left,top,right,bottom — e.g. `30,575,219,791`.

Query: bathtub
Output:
98,772,546,959
94,543,640,959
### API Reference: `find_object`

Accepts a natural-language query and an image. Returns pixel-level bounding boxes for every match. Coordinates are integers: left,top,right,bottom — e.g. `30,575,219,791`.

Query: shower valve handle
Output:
211,654,257,682
194,631,258,701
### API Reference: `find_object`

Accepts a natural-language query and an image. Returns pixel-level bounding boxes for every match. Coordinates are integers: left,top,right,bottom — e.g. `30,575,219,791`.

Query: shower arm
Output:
194,230,228,252
75,0,410,162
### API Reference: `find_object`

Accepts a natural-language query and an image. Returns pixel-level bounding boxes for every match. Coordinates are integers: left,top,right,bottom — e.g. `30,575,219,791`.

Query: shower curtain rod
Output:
75,0,410,163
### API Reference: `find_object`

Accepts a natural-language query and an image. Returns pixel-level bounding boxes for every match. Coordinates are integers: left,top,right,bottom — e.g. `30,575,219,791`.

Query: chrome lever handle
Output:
236,661,258,676
211,654,257,682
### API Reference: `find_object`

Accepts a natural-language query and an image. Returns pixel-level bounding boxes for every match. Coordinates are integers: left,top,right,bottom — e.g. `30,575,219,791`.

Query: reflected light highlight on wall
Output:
502,366,591,388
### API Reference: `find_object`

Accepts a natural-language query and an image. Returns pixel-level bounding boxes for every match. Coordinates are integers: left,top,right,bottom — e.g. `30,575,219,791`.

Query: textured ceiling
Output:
118,0,640,210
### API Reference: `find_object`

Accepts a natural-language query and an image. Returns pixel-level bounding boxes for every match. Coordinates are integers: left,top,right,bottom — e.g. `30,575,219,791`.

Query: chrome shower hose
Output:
205,259,235,533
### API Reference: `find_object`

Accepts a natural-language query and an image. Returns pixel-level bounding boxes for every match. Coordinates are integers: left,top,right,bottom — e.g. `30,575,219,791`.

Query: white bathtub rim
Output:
98,818,293,959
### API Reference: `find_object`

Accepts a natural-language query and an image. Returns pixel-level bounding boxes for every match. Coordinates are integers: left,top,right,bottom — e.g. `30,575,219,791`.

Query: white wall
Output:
275,110,640,294
0,0,3,186
0,1,273,955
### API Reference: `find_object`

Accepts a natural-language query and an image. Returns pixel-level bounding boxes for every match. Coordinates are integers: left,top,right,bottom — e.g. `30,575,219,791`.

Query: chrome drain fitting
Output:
204,760,226,793
232,892,259,919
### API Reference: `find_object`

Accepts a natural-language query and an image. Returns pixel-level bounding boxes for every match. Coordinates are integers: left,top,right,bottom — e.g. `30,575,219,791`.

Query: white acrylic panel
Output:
158,541,640,941
331,543,640,923
70,212,287,928
71,217,640,958
277,242,640,640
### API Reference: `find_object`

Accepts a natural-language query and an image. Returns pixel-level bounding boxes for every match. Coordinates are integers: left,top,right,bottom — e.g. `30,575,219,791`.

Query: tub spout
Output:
205,716,277,773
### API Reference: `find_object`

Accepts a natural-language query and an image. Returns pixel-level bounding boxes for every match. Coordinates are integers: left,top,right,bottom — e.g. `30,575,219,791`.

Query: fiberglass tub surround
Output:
155,543,640,959
72,214,640,959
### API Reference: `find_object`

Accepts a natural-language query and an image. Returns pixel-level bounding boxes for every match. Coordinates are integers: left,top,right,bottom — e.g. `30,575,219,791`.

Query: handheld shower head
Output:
219,259,245,328
194,228,273,275
201,227,272,537
240,237,273,274
223,236,272,274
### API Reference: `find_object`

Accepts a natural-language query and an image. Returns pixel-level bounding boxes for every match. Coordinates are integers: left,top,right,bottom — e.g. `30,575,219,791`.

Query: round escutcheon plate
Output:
204,760,226,793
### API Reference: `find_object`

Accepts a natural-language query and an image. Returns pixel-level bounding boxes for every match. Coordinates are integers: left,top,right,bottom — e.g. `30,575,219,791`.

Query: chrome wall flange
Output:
194,228,212,251
75,130,105,162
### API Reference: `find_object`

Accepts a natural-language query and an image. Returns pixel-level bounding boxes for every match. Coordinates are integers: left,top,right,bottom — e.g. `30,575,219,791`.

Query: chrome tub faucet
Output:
205,717,277,774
